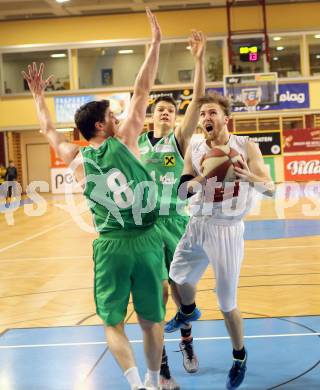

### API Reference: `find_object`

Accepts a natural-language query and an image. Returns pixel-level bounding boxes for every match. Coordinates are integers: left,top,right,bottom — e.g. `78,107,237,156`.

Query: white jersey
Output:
188,134,254,223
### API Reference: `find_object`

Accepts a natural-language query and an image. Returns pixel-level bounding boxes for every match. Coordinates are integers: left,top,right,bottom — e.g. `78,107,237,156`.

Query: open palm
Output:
189,30,206,60
146,7,161,44
22,62,53,96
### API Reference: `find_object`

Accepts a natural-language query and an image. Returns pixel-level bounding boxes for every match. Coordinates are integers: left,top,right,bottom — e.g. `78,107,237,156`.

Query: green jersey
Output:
81,137,157,233
138,131,187,216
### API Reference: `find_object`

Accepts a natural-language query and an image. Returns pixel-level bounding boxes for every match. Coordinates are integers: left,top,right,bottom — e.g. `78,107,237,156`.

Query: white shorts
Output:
169,216,245,313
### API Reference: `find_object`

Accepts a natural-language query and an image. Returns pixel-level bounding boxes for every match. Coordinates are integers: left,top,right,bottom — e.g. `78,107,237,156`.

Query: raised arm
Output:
175,31,206,155
234,141,275,197
22,63,79,165
117,8,161,146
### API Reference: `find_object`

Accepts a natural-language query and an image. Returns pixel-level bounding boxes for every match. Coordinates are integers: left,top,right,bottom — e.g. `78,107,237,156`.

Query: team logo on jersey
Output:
164,155,176,167
139,146,150,154
160,172,177,185
154,144,175,153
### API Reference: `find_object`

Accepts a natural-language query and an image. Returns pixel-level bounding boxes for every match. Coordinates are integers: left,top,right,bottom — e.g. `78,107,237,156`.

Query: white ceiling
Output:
0,0,317,22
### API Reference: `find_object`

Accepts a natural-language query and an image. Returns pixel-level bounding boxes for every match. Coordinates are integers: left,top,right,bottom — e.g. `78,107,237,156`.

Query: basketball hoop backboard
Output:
224,73,278,112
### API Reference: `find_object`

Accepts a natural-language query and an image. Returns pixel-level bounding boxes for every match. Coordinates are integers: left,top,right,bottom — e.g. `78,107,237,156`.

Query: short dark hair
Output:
152,95,177,113
74,100,110,141
198,92,231,116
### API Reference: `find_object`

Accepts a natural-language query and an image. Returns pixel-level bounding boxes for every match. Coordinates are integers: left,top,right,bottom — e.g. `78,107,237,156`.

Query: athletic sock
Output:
124,366,143,389
180,326,192,339
161,346,168,367
146,368,160,387
180,302,196,315
233,347,246,360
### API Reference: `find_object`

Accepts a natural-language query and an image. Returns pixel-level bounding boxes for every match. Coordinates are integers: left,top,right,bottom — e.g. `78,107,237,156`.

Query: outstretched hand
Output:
22,62,53,96
189,30,206,60
146,7,161,44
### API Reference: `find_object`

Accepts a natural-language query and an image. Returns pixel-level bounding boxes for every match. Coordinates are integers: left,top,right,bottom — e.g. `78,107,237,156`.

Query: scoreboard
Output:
239,45,261,62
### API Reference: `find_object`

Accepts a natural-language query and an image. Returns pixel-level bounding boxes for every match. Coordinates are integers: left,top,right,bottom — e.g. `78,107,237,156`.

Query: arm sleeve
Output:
177,174,196,199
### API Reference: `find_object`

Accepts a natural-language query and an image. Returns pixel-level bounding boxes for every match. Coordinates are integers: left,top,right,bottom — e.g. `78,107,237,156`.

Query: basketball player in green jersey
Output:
138,31,206,389
23,9,166,390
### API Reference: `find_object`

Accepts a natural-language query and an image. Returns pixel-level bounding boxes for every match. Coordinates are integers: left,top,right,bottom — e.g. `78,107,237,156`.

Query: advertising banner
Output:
51,168,83,194
207,83,309,112
146,89,194,115
55,95,94,123
283,128,320,153
236,131,282,156
55,93,131,123
263,157,276,181
284,155,320,181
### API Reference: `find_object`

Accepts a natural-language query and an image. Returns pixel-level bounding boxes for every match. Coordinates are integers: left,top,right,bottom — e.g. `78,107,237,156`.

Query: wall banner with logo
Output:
236,131,282,156
207,83,309,112
283,128,320,153
263,157,276,181
55,95,94,123
146,89,196,115
284,155,320,181
50,140,88,193
51,168,83,194
55,93,131,123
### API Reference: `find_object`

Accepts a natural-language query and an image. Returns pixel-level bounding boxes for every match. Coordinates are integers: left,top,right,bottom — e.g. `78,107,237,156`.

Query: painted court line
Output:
246,245,320,250
243,262,320,268
0,255,91,261
0,220,73,254
1,332,319,350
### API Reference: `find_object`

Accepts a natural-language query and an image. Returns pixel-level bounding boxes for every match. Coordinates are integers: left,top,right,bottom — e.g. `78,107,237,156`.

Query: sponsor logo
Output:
146,158,162,164
164,155,176,167
271,145,281,154
287,159,320,175
154,144,175,153
279,91,305,104
139,146,150,154
159,173,177,185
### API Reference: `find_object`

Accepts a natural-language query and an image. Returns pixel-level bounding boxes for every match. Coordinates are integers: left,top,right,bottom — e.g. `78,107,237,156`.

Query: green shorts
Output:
155,215,189,277
93,226,166,326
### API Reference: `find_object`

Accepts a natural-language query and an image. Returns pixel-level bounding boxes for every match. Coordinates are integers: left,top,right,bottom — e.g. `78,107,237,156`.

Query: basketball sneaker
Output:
160,363,180,390
165,308,201,333
179,338,199,373
144,373,163,390
226,350,247,389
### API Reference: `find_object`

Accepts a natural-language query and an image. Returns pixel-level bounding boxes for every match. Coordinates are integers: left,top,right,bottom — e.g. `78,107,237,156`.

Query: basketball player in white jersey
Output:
166,93,275,389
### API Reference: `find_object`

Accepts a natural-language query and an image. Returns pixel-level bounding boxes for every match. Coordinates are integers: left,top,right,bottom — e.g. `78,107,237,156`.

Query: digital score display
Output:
239,46,260,62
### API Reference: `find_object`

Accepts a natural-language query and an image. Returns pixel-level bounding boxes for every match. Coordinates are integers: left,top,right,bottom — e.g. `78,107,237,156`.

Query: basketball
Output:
201,145,244,183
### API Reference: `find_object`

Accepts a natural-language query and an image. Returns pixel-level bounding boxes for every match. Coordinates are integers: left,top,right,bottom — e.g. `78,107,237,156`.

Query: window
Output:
234,118,257,132
2,50,70,94
282,115,304,130
158,42,195,85
258,117,280,131
78,45,145,89
314,114,320,128
206,40,224,81
269,35,301,78
230,38,264,75
307,33,320,76
157,40,223,85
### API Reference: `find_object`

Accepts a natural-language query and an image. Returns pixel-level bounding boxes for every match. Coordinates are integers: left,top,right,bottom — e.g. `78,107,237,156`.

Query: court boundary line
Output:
0,244,319,261
1,332,320,350
0,219,74,254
